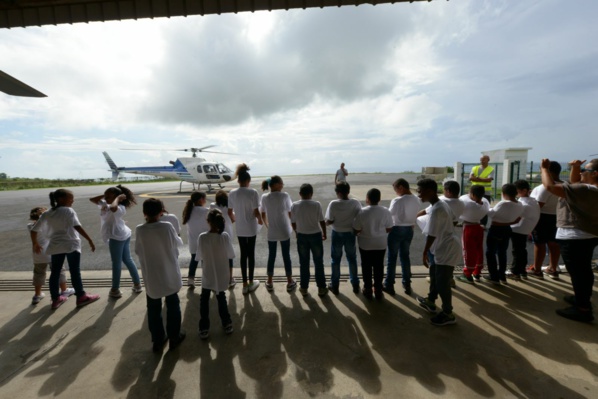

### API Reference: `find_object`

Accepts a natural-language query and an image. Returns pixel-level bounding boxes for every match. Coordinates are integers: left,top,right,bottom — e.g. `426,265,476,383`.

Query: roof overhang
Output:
0,0,430,29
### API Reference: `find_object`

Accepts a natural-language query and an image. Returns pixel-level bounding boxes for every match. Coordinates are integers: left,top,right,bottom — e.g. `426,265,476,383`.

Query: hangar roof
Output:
1,0,427,29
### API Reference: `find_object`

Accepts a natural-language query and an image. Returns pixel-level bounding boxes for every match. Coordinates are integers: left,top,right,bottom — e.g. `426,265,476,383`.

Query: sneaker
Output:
299,287,308,297
472,274,481,282
564,295,576,306
431,312,457,326
51,296,68,310
556,306,594,323
109,288,123,298
352,284,360,294
543,265,567,274
169,331,186,350
362,288,373,300
382,284,396,296
187,276,195,288
265,281,274,292
132,284,143,293
526,266,544,279
60,288,76,297
506,274,521,282
152,336,168,353
199,330,210,340
286,280,297,292
32,293,46,305
374,289,384,301
402,283,412,295
482,276,500,285
543,269,560,280
76,293,100,308
242,285,249,295
499,279,508,285
318,287,329,297
456,275,474,284
417,296,437,314
224,324,234,335
521,273,528,280
229,277,237,289
247,280,260,293
450,278,456,288
327,283,339,296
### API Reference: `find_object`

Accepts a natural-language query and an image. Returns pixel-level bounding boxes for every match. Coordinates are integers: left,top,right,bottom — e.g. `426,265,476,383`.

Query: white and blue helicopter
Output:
103,146,235,192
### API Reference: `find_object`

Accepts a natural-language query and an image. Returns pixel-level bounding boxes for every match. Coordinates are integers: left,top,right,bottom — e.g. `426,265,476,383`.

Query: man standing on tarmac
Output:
469,155,495,225
335,163,348,185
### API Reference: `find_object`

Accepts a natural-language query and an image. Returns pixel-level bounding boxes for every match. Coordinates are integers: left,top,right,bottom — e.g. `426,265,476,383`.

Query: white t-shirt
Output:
28,222,51,263
488,200,523,224
511,197,541,235
291,200,325,235
352,205,393,250
424,201,462,266
186,206,209,254
260,191,293,241
459,195,490,224
441,196,465,223
228,187,261,237
325,199,362,232
98,200,131,243
135,221,183,299
336,169,347,182
530,184,558,215
209,203,233,238
197,232,236,292
160,213,181,235
32,207,82,255
389,194,421,226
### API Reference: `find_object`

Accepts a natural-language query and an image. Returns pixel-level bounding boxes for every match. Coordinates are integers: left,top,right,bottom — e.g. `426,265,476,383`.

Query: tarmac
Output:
0,267,597,398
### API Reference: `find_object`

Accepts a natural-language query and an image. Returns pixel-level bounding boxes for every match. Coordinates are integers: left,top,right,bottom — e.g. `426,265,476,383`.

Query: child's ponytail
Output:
207,209,225,234
182,191,206,225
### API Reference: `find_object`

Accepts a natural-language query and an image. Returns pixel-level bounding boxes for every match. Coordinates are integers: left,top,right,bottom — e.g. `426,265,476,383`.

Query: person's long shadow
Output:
271,293,334,396
126,345,180,399
111,314,151,393
198,289,245,398
237,293,286,399
338,294,494,396
27,295,136,396
0,306,76,387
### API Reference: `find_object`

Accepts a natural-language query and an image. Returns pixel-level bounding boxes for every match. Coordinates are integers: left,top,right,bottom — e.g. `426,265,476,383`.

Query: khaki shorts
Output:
33,263,67,286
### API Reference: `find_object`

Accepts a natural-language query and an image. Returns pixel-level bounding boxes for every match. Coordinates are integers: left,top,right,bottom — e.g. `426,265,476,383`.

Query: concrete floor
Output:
0,268,596,398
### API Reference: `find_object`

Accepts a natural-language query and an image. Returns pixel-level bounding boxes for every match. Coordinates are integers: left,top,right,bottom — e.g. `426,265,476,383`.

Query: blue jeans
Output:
50,251,85,300
297,232,326,289
146,293,181,344
330,230,359,287
267,239,293,277
109,237,141,289
385,226,414,286
199,289,231,331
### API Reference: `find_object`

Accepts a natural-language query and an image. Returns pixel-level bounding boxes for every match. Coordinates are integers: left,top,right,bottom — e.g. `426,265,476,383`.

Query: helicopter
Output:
103,146,235,192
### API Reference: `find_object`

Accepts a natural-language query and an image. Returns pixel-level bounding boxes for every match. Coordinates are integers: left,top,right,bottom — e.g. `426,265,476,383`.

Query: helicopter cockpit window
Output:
217,164,232,174
203,165,217,174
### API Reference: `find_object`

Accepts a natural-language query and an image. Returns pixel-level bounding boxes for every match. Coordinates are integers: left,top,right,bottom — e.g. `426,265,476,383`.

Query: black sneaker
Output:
374,289,384,301
564,295,576,306
417,296,437,313
352,284,360,294
152,336,168,353
362,288,373,300
482,276,500,285
382,284,396,296
556,306,594,323
472,274,481,282
402,283,412,295
327,283,339,296
430,312,457,326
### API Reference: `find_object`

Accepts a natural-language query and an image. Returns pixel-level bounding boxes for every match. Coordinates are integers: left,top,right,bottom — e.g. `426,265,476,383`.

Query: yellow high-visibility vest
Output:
471,165,494,188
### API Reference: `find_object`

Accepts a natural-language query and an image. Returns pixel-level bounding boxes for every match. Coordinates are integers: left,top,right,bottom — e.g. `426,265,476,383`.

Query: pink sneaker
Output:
76,294,100,308
51,296,68,310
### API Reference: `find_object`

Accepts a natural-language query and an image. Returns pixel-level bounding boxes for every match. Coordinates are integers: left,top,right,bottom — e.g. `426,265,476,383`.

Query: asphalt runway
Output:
1,172,564,275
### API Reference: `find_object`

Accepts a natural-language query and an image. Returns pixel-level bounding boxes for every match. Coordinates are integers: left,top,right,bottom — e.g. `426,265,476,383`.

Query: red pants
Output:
462,224,484,276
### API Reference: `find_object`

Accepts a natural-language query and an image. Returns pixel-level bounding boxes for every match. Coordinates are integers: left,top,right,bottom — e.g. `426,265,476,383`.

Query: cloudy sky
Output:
1,0,597,179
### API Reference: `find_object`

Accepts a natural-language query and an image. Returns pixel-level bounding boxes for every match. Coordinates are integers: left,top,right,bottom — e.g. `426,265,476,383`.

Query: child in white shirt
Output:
484,184,524,284
261,176,296,292
182,191,209,288
197,209,235,339
30,189,99,310
28,207,74,305
135,198,185,352
291,184,328,297
352,188,393,300
508,180,540,280
456,185,489,283
210,190,236,288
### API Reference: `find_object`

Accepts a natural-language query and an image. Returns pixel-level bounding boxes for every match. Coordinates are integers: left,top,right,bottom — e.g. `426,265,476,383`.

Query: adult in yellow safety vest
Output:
469,155,494,225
